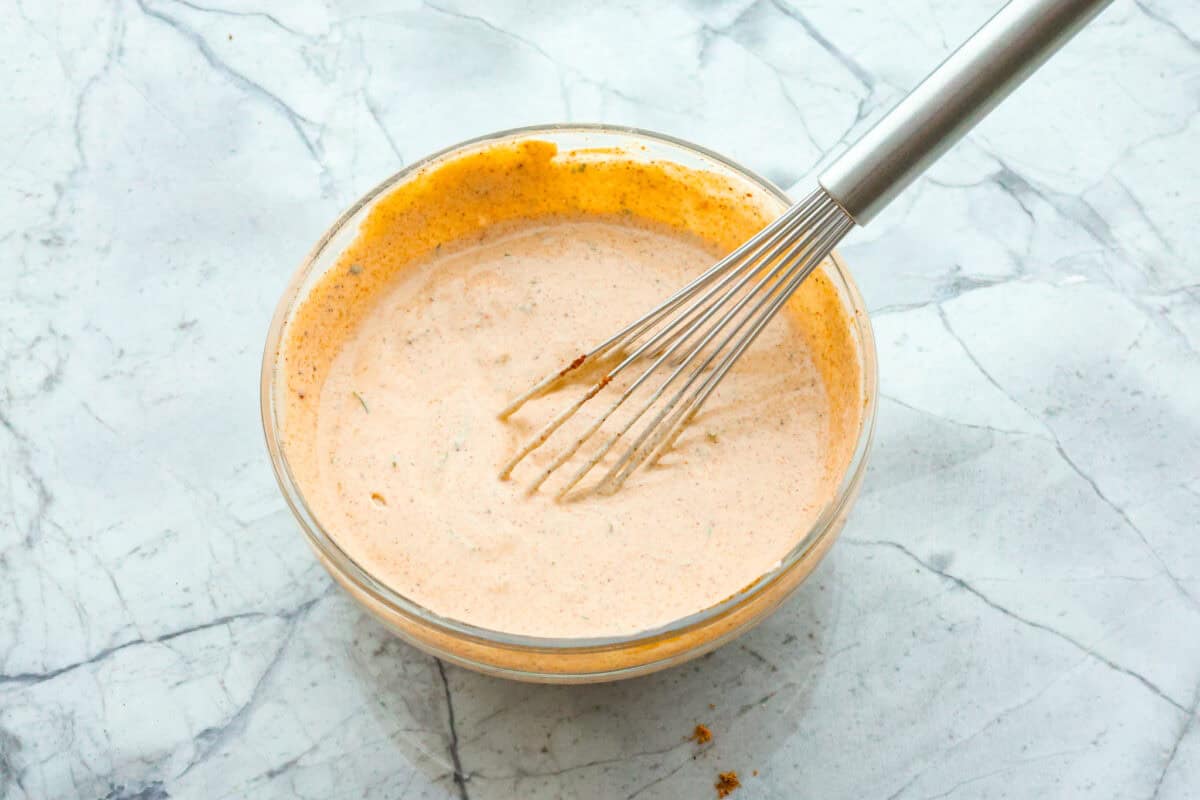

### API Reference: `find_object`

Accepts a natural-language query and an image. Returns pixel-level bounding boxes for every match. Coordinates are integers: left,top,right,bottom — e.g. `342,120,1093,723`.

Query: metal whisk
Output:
499,0,1112,496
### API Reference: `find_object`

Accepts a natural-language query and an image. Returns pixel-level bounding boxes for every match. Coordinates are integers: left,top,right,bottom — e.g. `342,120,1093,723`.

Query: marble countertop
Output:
3,1,1198,797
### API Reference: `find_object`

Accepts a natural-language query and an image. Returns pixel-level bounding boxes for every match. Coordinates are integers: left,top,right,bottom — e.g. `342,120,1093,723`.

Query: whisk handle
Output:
819,0,1112,225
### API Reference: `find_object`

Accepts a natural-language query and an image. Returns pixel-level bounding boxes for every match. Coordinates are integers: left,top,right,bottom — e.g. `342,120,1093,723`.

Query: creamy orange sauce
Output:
279,140,862,638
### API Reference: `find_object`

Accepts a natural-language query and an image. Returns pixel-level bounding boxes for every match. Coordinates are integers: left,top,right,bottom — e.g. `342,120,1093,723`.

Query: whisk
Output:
499,0,1112,496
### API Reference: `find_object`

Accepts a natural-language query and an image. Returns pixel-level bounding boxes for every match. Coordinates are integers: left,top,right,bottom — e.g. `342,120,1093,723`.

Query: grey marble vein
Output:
843,537,1186,712
1,0,1197,797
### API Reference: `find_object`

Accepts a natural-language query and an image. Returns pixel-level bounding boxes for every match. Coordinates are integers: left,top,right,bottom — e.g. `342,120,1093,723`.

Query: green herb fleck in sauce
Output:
352,391,369,413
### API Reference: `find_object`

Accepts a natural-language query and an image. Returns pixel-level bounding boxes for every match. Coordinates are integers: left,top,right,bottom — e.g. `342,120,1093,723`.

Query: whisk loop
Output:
498,187,853,496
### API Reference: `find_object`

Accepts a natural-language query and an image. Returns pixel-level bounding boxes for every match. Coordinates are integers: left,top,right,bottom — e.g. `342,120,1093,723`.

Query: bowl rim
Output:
260,122,878,654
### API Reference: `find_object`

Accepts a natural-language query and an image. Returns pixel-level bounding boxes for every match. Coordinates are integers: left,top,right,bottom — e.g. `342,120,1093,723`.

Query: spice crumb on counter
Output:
716,771,741,797
690,724,713,744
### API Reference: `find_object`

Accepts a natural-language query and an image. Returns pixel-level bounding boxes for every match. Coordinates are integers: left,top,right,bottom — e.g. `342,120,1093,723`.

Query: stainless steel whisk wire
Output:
498,0,1113,496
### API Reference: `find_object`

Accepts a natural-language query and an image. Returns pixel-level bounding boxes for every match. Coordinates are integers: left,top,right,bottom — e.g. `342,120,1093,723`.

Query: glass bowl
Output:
261,124,878,684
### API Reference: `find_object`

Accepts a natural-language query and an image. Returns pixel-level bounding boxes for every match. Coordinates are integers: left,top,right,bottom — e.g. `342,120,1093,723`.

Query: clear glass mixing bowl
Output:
261,124,877,683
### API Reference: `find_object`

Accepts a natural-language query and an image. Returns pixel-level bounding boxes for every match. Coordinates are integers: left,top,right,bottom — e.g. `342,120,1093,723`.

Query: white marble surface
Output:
2,0,1198,797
